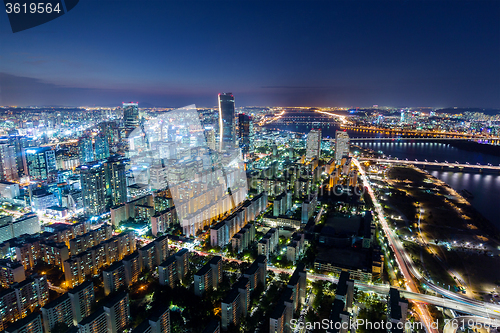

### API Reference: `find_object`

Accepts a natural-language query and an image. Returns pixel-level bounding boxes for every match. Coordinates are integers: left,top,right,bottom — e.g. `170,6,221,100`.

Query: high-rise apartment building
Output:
104,157,127,206
24,147,56,180
123,102,140,128
79,162,107,217
122,252,140,286
103,262,126,296
68,281,95,325
78,307,107,333
103,291,130,333
218,93,236,151
41,293,74,333
305,129,321,160
193,256,222,296
4,312,43,333
335,131,350,165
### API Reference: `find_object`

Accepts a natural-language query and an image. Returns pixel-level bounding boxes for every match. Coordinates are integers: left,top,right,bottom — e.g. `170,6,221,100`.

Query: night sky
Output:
1,0,499,108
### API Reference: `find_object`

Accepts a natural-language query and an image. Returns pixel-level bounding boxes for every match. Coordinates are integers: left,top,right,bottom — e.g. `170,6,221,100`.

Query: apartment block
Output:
40,241,70,271
103,262,126,296
4,312,43,333
103,292,130,333
41,293,74,333
287,263,307,308
387,288,408,332
153,236,169,265
122,252,140,286
193,256,222,296
0,288,19,327
243,256,267,292
335,271,354,314
0,259,25,287
12,274,49,318
132,305,170,333
158,257,177,288
78,308,107,333
68,281,95,325
138,242,156,271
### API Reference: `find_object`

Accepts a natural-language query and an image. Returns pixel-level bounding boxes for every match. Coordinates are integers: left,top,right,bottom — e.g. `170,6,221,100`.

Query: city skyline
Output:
1,1,499,108
2,1,500,332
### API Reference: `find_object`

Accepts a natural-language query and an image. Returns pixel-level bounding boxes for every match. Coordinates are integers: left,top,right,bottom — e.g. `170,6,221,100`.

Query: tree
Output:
51,323,69,333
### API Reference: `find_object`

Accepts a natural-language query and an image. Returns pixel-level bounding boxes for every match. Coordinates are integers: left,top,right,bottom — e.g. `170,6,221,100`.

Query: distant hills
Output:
435,107,500,114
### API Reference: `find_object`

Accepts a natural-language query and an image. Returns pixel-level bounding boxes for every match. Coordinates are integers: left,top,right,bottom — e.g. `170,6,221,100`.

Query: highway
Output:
354,157,500,328
355,157,440,333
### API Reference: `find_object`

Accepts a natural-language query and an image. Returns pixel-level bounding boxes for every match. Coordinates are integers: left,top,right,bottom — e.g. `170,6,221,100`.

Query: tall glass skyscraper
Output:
218,93,236,151
238,113,253,155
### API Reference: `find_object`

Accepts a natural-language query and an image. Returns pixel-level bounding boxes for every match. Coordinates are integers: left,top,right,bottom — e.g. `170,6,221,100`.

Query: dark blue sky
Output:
1,0,499,108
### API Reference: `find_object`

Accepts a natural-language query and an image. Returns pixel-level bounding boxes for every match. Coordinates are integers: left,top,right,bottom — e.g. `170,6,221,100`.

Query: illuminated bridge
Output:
359,157,500,171
350,137,469,141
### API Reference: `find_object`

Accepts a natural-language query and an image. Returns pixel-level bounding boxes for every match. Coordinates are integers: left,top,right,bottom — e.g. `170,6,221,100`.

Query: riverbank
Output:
382,166,500,297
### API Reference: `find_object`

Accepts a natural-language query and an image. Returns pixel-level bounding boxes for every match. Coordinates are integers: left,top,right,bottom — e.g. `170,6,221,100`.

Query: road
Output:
354,157,500,328
354,157,438,333
359,157,500,170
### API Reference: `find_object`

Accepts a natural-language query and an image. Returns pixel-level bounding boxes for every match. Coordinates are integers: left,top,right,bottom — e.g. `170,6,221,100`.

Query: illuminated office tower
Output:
104,157,127,206
123,102,140,128
78,137,94,164
95,135,110,161
335,131,350,165
24,147,56,180
0,142,17,181
79,162,107,217
218,93,236,151
238,113,253,155
305,129,321,160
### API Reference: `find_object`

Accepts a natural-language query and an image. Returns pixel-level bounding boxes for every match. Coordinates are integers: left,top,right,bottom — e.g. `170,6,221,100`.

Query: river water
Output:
266,123,500,230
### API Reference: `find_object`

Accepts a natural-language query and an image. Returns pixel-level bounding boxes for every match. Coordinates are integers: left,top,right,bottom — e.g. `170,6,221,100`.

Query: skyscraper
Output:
79,136,94,164
104,157,127,206
123,102,140,129
305,129,321,160
238,113,253,155
24,147,56,180
335,131,350,164
95,135,110,161
0,142,17,181
79,161,107,217
218,93,236,151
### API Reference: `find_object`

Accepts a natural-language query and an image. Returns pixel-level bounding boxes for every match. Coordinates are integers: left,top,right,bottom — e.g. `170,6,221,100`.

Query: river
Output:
266,123,500,230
